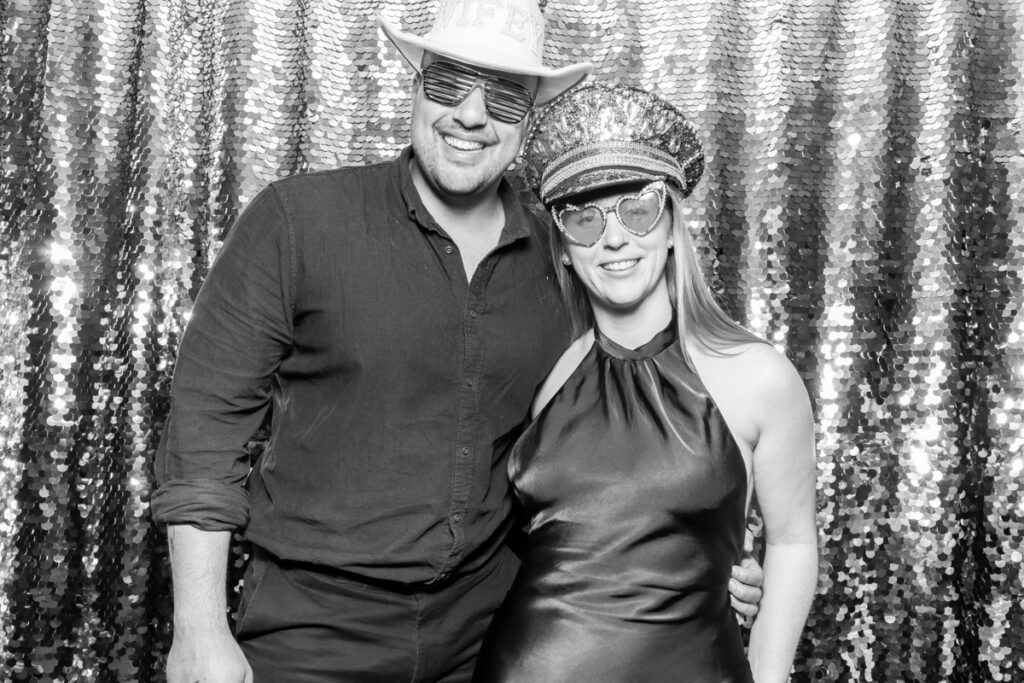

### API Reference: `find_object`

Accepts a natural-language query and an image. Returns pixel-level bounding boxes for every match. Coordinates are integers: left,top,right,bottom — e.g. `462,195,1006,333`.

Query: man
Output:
153,1,763,681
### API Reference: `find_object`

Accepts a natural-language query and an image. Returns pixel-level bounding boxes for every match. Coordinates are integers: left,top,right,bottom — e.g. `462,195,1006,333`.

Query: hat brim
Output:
545,169,673,205
379,17,592,105
538,142,698,204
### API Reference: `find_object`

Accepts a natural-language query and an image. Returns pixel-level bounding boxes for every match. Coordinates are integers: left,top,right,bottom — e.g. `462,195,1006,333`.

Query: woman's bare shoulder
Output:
689,340,811,433
531,330,595,418
693,340,800,387
732,343,806,401
726,344,814,440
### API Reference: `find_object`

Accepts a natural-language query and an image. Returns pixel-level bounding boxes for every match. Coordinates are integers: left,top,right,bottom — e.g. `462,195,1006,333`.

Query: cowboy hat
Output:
379,0,592,106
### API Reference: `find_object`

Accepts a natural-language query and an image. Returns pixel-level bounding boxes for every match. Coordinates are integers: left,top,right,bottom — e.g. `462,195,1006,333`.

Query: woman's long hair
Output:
549,185,766,356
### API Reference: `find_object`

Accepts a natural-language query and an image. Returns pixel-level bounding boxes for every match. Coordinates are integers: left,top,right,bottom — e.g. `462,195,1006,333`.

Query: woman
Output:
472,82,818,682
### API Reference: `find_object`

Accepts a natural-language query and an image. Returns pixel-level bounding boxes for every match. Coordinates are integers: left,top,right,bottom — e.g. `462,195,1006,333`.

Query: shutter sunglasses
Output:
419,60,535,124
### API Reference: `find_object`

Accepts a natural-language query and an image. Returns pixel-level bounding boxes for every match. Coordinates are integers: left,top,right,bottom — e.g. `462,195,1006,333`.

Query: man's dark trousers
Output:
236,545,520,682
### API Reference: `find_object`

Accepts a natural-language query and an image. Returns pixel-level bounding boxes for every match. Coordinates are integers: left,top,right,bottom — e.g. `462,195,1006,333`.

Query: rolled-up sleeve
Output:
151,186,294,531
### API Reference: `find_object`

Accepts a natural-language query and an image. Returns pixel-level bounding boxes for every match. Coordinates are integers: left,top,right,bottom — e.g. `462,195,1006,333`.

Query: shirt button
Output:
470,311,477,319
444,245,454,254
462,447,470,455
466,378,474,387
453,512,464,523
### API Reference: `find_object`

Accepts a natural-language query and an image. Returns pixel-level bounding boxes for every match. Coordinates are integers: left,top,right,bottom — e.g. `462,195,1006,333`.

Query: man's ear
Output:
409,73,422,103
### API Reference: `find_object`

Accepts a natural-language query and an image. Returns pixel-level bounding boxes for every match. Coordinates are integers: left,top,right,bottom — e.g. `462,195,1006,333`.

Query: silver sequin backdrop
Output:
1,0,1023,680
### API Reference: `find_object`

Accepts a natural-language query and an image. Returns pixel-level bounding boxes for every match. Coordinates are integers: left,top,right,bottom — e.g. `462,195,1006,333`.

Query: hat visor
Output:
544,168,684,205
379,17,592,105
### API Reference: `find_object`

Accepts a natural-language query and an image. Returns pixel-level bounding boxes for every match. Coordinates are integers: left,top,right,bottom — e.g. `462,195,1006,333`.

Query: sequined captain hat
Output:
379,0,592,106
524,81,705,204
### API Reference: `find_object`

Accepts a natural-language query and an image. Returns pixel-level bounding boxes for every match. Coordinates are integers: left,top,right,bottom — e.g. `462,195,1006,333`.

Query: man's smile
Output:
442,134,486,152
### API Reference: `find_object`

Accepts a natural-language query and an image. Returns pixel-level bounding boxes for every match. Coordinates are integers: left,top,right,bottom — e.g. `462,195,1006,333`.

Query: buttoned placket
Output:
432,236,496,582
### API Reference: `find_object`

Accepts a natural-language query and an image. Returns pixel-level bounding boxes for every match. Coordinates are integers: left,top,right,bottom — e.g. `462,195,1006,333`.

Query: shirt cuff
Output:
150,479,250,531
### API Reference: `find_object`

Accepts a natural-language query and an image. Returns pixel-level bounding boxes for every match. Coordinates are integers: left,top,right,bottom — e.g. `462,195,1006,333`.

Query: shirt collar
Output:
393,146,533,246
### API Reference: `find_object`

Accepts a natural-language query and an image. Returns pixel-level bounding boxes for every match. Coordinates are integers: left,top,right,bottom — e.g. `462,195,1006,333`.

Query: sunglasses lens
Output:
617,189,664,234
422,62,474,106
483,80,534,123
558,206,605,246
421,61,533,124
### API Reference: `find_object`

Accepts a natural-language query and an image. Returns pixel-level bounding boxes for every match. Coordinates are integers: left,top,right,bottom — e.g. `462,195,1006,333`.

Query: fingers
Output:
729,556,764,624
729,574,762,606
732,594,758,625
731,556,764,588
732,533,764,626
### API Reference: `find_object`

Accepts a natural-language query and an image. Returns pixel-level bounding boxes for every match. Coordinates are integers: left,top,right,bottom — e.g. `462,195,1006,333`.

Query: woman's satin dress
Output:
472,324,754,682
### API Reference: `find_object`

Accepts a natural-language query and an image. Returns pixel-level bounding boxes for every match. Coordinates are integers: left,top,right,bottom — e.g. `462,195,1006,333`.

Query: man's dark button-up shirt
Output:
152,148,571,585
